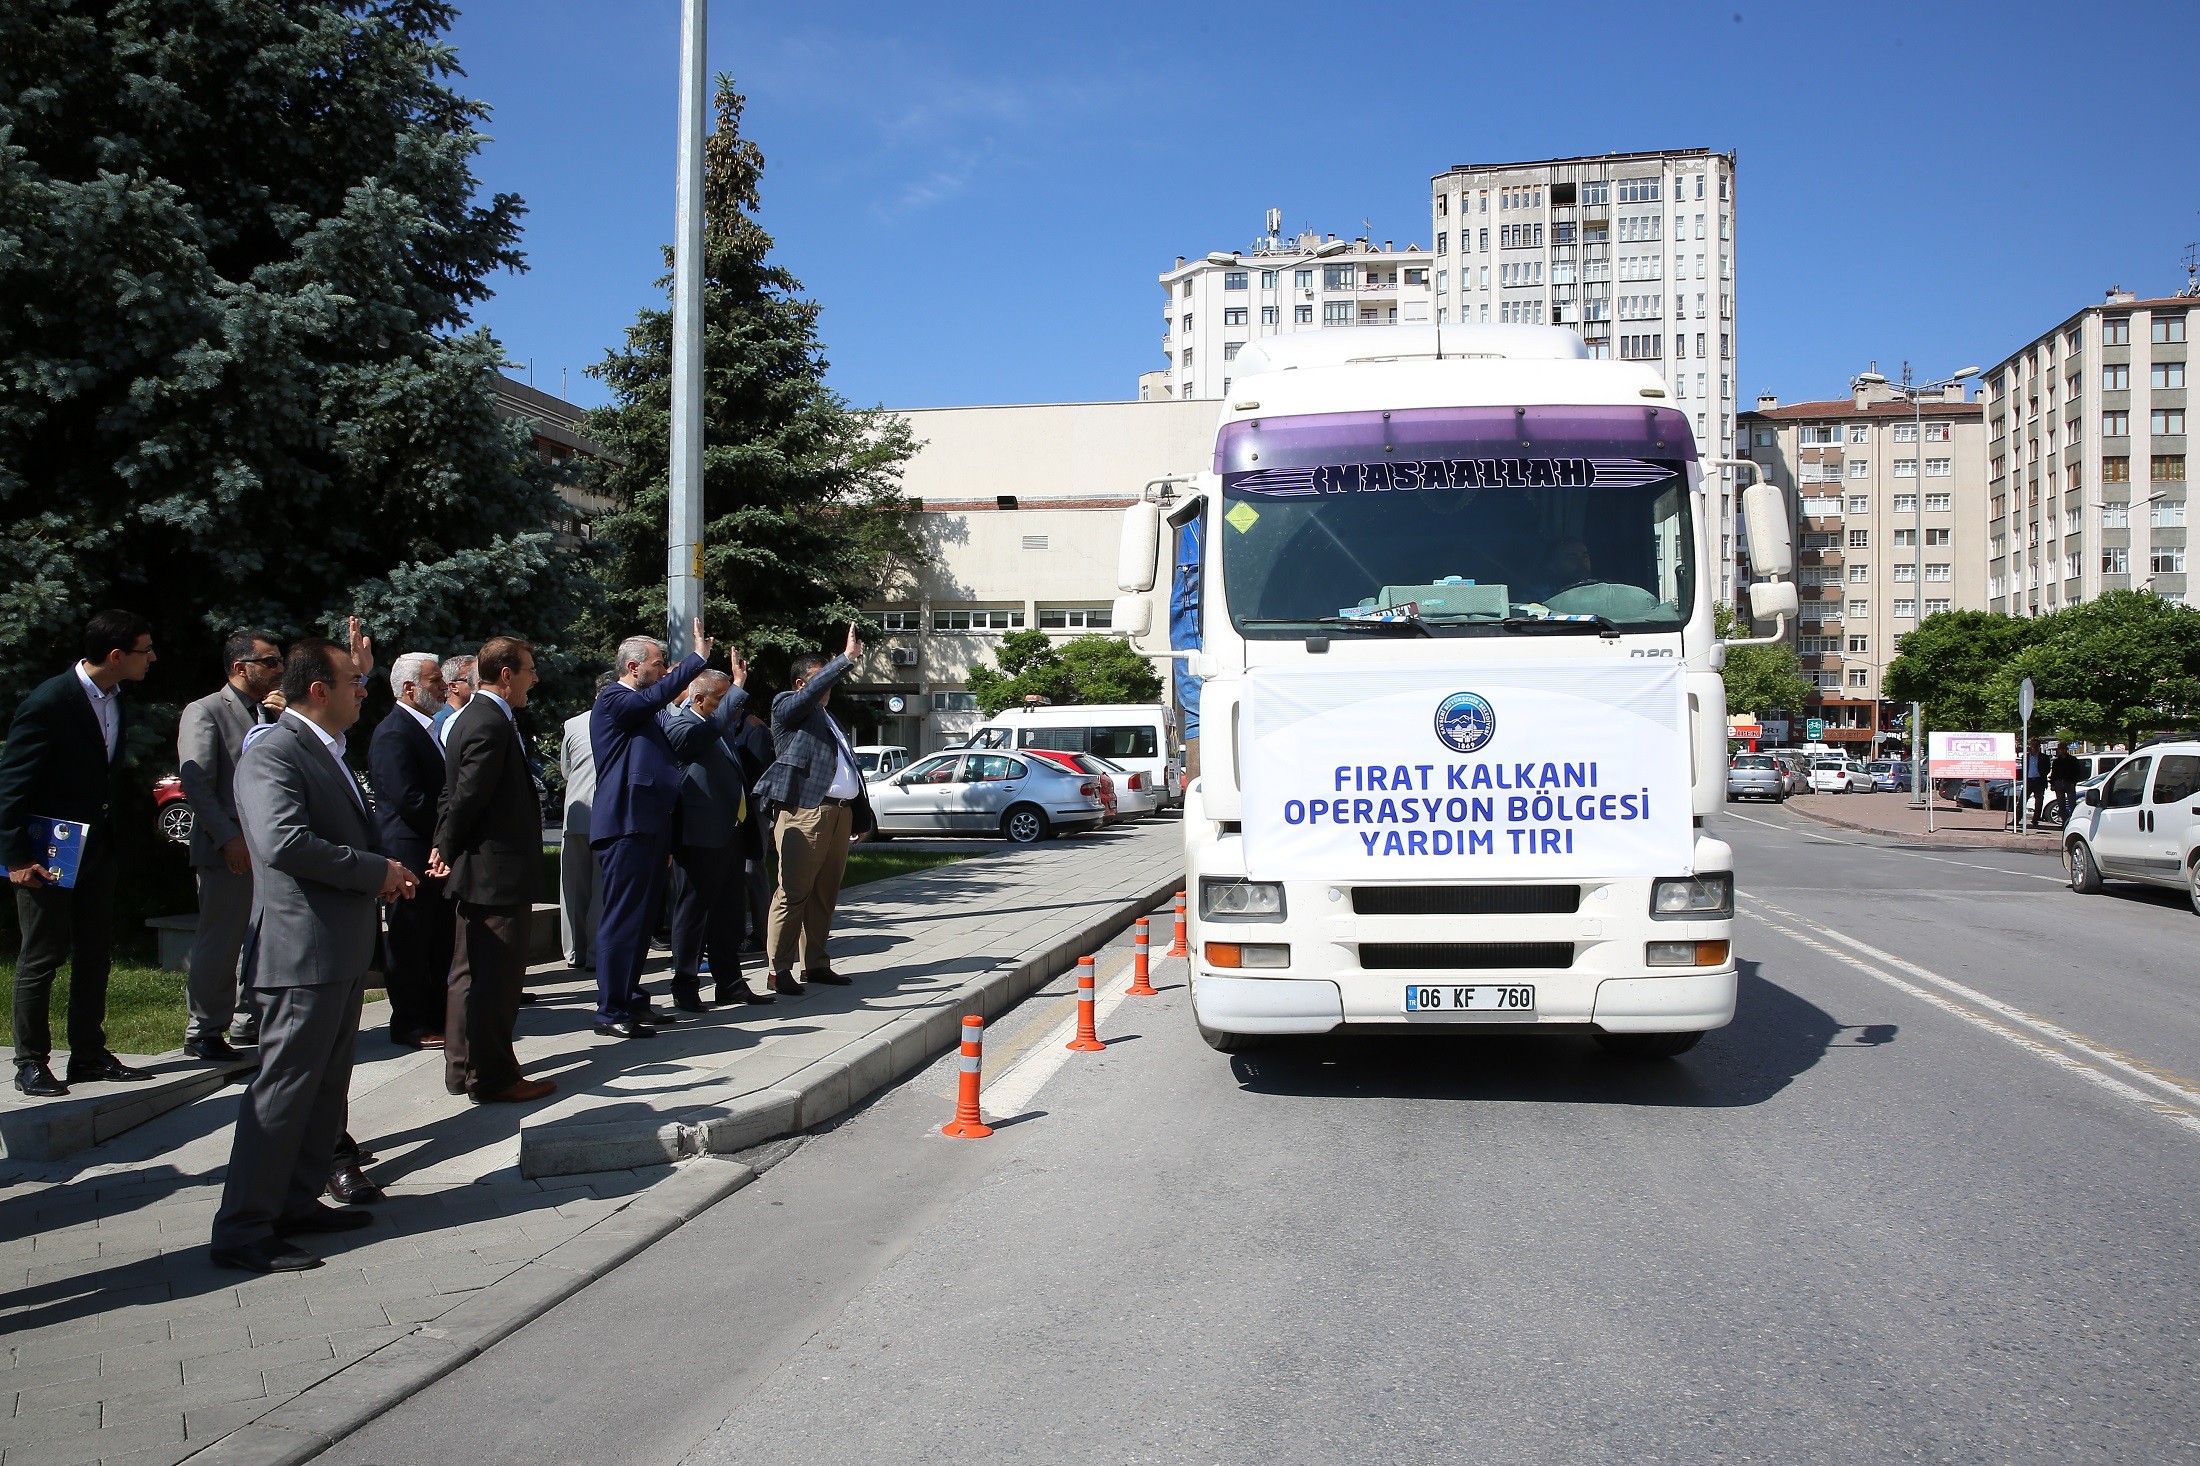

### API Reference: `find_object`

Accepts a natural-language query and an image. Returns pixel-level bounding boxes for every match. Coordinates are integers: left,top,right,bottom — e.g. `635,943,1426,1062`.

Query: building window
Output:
2103,317,2131,346
1847,495,1870,513
1223,270,1247,290
1436,232,1449,256
1181,279,1194,298
2152,314,2187,344
2104,455,2132,482
1893,493,1918,513
2156,456,2188,483
2153,546,2188,574
1844,459,1869,480
1894,458,1918,479
1925,458,1952,478
1322,302,1351,326
1800,424,1838,446
1925,562,1952,581
1223,307,1247,326
1037,607,1113,630
930,690,977,712
1581,181,1608,206
1924,599,1951,615
1925,493,1952,511
2154,362,2187,390
1894,599,1917,618
1894,563,1916,583
2102,502,2130,528
2103,546,2130,574
879,610,920,632
1181,314,1193,334
1616,177,1662,203
1404,267,1427,286
1849,565,1870,582
1295,304,1314,324
1260,270,1279,288
1845,528,1868,549
2152,499,2187,526
1222,341,1241,360
2104,364,2131,391
1925,423,1951,442
1261,305,1278,325
1893,528,1918,547
1618,334,1663,360
1294,268,1313,289
1849,599,1870,617
932,609,1025,631
2105,412,2130,437
1847,635,1870,654
2153,409,2186,436
1322,264,1355,290
1893,423,1918,443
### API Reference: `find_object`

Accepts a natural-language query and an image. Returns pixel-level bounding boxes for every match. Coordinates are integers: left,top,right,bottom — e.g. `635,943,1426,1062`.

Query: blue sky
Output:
447,1,2198,413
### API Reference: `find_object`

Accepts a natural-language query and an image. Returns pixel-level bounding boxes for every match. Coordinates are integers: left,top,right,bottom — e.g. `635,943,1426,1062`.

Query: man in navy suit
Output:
368,652,452,1050
663,661,774,1010
589,619,712,1038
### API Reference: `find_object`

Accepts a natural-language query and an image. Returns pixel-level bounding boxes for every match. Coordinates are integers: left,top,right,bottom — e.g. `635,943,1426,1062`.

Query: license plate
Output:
1403,983,1536,1016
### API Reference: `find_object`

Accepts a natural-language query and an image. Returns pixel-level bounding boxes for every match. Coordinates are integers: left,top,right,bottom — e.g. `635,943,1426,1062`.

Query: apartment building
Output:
1429,150,1739,599
1982,288,2195,615
1156,219,1434,403
1739,383,1988,750
842,398,1213,753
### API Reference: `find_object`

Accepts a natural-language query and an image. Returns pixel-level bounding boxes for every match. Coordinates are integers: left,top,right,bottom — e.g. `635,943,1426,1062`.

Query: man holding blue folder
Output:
0,611,160,1097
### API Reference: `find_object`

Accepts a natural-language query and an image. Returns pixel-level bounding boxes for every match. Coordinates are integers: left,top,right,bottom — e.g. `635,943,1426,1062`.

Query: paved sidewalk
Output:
0,821,1181,1466
1783,792,2062,854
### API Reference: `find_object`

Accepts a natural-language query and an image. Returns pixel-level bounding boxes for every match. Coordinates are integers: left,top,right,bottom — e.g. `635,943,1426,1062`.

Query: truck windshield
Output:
1216,406,1696,637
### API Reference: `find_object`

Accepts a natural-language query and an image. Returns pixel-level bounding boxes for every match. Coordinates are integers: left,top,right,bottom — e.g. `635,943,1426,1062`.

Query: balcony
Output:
1798,547,1845,568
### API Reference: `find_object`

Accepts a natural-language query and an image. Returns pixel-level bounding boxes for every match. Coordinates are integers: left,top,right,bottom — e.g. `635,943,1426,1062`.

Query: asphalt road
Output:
324,809,2200,1464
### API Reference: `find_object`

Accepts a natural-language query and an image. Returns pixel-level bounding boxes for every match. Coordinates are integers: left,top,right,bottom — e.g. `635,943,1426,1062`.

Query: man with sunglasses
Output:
177,628,287,1059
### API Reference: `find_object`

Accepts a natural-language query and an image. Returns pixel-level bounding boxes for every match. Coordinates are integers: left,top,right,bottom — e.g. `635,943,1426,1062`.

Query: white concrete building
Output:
842,399,1213,752
1982,288,2195,616
1431,150,1740,599
1156,219,1433,403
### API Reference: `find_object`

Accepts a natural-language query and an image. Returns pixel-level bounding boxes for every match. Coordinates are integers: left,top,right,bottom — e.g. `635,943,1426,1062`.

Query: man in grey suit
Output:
211,638,419,1273
559,672,614,969
176,629,284,1059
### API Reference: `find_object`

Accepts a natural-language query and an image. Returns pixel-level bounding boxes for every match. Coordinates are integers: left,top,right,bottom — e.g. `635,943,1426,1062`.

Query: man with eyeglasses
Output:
0,610,162,1097
177,628,287,1059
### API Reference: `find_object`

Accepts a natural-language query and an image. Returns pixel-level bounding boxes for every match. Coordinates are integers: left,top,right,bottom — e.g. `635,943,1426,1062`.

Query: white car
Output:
853,745,911,781
1808,757,1873,793
2063,739,2200,911
1087,753,1161,819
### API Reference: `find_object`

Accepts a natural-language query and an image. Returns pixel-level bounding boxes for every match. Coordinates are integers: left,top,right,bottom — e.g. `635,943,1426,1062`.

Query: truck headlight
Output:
1649,874,1733,919
1647,940,1732,968
1206,941,1290,969
1201,878,1286,922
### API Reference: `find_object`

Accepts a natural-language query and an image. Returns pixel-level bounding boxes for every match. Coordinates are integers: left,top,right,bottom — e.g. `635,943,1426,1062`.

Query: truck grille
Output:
1351,885,1581,916
1359,942,1576,971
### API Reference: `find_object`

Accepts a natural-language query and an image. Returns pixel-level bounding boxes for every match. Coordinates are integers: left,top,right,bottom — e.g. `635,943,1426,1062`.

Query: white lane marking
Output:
1741,905,2200,1141
970,955,1140,1121
1721,809,2067,884
1745,893,2200,1107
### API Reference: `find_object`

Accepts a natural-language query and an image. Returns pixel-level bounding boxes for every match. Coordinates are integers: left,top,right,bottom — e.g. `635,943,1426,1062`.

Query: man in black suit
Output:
0,611,161,1096
430,636,554,1104
664,663,773,1010
733,708,775,950
369,651,452,1050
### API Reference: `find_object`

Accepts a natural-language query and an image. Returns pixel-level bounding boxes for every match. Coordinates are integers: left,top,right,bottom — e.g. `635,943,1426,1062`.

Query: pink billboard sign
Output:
1928,731,2017,780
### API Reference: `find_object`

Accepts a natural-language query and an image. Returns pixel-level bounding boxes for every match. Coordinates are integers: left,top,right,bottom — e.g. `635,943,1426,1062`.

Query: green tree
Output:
1882,610,2043,735
0,0,593,721
585,80,919,674
965,630,1162,716
1987,591,2200,746
1713,603,1812,719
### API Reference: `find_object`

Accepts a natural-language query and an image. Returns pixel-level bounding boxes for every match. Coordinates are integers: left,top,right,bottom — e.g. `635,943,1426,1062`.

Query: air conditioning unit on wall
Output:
887,647,918,667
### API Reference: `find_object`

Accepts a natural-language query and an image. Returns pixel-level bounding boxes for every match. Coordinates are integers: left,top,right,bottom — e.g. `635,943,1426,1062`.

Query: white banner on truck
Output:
1241,662,1692,881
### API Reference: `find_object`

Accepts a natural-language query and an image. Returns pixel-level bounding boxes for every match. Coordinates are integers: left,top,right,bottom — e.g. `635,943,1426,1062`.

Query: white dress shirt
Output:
283,709,365,810
399,702,436,735
73,663,119,760
824,715,862,800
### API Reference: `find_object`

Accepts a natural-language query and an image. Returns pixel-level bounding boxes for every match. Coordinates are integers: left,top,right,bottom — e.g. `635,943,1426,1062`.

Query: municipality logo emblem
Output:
1434,692,1495,754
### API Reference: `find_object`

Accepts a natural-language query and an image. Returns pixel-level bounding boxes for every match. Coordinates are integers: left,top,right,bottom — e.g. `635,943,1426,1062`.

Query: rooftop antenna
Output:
1900,359,1913,389
2181,242,2199,298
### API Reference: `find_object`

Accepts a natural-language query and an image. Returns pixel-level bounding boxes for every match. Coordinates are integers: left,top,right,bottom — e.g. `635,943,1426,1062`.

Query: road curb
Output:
1784,799,2063,855
182,1156,758,1466
514,870,1184,1178
0,1051,255,1162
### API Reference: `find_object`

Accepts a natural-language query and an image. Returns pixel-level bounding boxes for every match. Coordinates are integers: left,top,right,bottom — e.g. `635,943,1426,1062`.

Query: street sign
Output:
1805,717,1825,741
2019,676,2035,723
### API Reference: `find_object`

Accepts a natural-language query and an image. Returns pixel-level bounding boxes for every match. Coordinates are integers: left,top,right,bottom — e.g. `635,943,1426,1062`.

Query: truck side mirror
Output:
1117,502,1161,593
1111,594,1153,638
1746,579,1798,622
1741,481,1792,579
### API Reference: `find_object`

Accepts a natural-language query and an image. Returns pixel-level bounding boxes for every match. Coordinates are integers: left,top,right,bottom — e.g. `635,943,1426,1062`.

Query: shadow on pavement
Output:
1226,960,1841,1109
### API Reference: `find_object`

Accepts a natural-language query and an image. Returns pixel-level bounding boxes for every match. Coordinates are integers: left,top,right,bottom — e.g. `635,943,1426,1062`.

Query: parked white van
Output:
2063,738,2200,911
964,703,1182,810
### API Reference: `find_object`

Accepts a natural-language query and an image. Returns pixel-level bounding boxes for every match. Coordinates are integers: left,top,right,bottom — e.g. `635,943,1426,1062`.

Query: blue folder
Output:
29,817,89,889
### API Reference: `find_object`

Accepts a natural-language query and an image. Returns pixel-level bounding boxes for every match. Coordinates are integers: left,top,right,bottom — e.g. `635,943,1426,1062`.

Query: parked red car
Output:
1026,750,1118,821
153,774,194,845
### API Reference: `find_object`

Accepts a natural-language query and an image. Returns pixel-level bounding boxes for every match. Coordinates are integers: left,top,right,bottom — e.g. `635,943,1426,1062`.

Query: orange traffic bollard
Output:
1127,918,1158,996
1166,891,1189,957
941,1015,993,1137
1066,956,1107,1052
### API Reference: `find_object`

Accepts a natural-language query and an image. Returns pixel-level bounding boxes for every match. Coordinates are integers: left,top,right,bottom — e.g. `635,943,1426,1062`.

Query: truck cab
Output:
1112,325,1796,1057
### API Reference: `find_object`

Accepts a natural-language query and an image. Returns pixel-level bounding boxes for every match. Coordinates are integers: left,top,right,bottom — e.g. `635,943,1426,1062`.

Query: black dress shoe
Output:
592,1018,657,1038
274,1203,375,1235
768,972,807,998
716,980,775,1006
671,983,707,1013
183,1034,241,1062
517,991,540,1005
227,1020,260,1046
804,968,852,986
13,1062,67,1097
65,1051,153,1083
326,1161,385,1206
211,1237,322,1272
631,1001,680,1025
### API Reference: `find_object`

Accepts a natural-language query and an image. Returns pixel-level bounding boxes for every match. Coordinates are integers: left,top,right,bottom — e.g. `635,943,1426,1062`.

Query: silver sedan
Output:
870,751,1107,843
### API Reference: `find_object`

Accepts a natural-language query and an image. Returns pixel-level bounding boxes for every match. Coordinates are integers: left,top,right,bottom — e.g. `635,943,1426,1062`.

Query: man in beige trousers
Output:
750,626,869,996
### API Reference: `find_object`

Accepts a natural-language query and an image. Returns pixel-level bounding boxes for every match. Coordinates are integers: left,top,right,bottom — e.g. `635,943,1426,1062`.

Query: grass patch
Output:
843,848,966,887
3,960,191,1059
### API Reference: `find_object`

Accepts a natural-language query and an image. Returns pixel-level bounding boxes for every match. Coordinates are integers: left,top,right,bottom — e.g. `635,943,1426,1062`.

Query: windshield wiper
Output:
1241,616,1433,637
1497,615,1623,640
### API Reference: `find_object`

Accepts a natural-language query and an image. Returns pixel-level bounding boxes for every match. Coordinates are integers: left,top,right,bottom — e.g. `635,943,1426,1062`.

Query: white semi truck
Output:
1113,325,1795,1056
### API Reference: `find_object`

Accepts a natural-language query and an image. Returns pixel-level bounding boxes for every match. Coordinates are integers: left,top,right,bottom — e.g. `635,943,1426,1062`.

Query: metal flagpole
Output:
665,0,708,658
